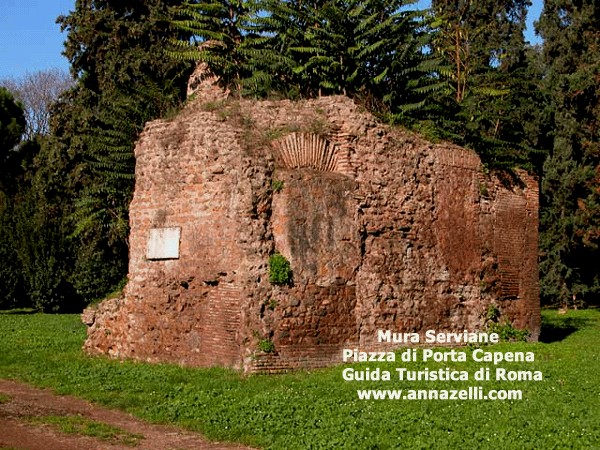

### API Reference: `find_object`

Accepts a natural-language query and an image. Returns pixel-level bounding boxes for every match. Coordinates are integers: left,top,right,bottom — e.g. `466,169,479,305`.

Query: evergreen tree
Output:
10,156,81,313
0,203,27,310
40,0,194,304
0,89,76,311
424,0,545,170
58,0,191,92
0,87,26,170
0,88,27,309
537,0,600,306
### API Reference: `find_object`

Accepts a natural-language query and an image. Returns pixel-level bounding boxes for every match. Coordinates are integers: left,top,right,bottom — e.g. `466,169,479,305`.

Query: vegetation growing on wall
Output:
269,252,292,285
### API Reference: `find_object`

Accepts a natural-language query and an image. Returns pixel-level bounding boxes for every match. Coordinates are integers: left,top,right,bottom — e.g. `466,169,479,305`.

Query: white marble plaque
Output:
147,227,181,260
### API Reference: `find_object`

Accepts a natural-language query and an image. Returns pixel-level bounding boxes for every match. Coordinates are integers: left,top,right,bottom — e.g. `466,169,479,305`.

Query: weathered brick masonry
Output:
82,95,540,372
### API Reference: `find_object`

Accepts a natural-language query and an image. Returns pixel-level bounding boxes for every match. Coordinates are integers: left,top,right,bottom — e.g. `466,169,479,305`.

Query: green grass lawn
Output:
0,309,598,449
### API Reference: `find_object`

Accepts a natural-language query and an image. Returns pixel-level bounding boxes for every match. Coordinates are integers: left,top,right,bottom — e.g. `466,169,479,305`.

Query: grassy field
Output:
0,309,598,449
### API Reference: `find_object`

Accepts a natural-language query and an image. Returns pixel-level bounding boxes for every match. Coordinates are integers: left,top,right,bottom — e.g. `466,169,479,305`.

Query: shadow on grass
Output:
539,313,595,343
0,308,37,315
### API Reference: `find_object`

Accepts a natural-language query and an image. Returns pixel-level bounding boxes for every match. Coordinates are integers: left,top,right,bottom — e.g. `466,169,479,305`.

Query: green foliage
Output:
28,0,196,307
0,132,85,313
431,0,530,72
170,0,431,112
0,311,600,449
271,179,284,192
57,0,192,93
106,277,128,299
9,179,81,313
485,304,530,342
0,308,36,314
0,205,28,310
169,0,261,92
199,100,228,112
0,87,25,158
487,322,530,342
0,137,30,310
263,297,278,310
537,0,600,307
256,0,426,100
485,304,501,322
257,339,275,353
67,82,178,301
414,0,549,171
478,182,489,197
0,87,27,205
269,252,291,285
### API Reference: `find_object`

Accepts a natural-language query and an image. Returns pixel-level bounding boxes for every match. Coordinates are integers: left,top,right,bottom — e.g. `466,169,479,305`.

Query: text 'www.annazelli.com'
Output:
356,387,522,400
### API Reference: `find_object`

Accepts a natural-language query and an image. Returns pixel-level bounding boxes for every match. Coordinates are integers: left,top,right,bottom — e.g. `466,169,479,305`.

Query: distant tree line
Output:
0,0,598,311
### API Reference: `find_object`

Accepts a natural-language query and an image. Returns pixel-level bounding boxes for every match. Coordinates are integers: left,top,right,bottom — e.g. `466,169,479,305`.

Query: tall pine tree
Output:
425,0,545,170
537,0,600,306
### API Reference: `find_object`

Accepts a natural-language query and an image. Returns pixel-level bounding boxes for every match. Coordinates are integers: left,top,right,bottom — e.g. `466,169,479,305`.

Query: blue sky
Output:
1,0,74,79
0,0,545,81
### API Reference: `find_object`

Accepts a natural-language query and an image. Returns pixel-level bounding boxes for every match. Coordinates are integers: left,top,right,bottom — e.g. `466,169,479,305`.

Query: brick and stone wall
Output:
82,95,540,372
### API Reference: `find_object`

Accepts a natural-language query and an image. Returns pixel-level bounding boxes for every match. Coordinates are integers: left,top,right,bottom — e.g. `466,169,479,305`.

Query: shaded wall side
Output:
493,171,541,339
354,140,493,349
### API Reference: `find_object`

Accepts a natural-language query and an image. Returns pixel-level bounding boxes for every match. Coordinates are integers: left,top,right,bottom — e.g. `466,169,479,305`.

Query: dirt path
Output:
0,379,256,450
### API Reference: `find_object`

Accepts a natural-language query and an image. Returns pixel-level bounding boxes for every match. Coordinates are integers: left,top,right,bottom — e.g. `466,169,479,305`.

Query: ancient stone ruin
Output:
82,94,540,372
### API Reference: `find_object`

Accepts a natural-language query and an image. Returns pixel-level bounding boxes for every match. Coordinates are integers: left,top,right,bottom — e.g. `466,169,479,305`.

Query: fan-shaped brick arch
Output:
273,132,339,172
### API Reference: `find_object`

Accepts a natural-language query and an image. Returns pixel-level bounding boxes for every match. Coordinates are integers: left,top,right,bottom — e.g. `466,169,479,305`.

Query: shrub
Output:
269,253,291,285
258,339,275,353
486,304,529,341
488,322,530,342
